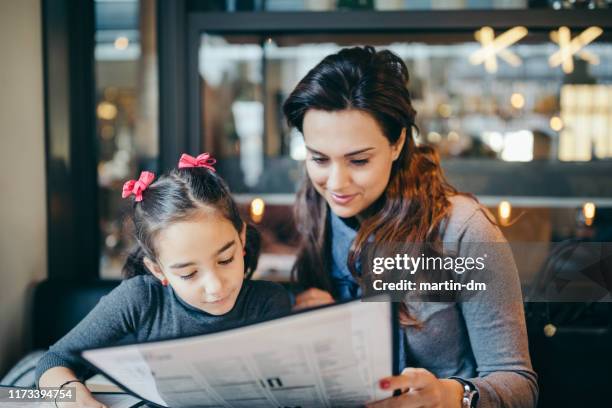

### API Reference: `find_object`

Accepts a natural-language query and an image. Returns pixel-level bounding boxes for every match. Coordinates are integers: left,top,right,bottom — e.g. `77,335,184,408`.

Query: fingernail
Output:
379,379,390,389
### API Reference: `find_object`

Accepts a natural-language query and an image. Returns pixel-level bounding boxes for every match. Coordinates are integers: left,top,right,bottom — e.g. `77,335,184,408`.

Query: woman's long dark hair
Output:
122,167,260,279
283,46,461,306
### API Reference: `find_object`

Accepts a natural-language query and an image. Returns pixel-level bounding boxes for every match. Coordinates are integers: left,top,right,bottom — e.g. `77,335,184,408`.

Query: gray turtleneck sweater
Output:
35,275,291,385
329,195,538,408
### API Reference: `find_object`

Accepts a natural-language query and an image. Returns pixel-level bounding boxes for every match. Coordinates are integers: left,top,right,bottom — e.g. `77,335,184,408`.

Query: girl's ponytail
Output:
243,223,261,279
122,246,149,279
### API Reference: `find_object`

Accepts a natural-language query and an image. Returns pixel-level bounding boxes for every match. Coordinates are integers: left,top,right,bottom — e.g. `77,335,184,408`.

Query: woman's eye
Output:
311,156,328,164
219,256,234,265
351,159,369,166
180,271,197,280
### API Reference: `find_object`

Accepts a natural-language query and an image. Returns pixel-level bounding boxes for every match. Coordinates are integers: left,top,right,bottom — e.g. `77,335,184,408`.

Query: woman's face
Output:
302,109,405,219
145,211,246,315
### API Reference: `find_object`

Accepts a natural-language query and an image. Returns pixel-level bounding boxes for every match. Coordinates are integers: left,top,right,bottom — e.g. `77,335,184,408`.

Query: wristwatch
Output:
449,377,479,408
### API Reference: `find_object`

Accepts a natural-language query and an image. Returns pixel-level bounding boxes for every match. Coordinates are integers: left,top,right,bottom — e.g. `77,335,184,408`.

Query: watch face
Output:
466,390,478,408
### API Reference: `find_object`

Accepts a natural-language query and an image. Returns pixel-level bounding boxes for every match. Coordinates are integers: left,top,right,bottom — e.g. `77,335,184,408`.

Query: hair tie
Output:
122,171,155,202
178,153,216,171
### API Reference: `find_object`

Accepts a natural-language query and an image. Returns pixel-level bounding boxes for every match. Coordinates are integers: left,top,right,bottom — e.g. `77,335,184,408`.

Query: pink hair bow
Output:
122,171,155,202
178,153,216,171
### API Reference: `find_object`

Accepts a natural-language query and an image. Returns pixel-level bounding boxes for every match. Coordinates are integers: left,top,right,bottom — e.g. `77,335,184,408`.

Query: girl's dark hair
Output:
283,46,464,312
122,167,260,279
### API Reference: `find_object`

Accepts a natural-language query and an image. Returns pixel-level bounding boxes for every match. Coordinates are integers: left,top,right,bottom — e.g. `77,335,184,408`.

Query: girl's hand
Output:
366,368,464,408
58,382,107,408
293,288,334,310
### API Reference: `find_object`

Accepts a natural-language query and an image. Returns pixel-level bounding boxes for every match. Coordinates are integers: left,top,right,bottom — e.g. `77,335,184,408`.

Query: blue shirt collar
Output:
329,211,362,301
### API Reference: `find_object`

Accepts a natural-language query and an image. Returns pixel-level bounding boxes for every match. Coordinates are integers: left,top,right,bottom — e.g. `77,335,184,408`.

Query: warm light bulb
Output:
510,93,525,109
583,202,596,226
114,36,129,50
97,102,118,120
498,201,512,226
250,198,265,223
438,104,452,118
427,132,441,143
550,116,563,131
448,131,460,142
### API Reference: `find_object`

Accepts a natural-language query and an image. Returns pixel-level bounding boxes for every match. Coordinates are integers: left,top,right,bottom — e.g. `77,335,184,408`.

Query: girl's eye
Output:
351,159,369,166
180,271,197,280
219,256,234,265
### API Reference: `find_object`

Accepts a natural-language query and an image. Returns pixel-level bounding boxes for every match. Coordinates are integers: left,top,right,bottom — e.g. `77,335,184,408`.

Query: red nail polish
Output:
380,379,390,389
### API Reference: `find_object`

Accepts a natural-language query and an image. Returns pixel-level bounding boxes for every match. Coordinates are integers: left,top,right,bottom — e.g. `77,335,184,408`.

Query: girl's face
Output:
145,212,246,315
302,109,405,219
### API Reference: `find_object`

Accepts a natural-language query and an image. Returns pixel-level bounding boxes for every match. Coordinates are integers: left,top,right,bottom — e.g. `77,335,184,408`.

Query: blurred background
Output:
1,0,611,406
91,1,612,282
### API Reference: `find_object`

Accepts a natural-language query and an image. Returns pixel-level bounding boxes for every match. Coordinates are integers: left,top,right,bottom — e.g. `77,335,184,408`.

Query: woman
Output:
283,46,537,408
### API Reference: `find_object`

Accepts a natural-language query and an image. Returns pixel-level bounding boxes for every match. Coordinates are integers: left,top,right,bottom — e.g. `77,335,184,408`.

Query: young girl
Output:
36,153,291,407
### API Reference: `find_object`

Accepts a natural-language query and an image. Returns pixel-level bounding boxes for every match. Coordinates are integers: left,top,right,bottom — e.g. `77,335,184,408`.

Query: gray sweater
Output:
329,195,538,408
35,276,291,384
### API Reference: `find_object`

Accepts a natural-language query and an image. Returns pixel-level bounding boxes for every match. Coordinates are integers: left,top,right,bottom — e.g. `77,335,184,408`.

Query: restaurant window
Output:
95,0,158,278
199,32,612,196
196,25,612,281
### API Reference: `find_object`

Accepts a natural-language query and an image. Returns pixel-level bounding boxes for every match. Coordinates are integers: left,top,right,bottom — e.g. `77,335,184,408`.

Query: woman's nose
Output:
327,163,351,191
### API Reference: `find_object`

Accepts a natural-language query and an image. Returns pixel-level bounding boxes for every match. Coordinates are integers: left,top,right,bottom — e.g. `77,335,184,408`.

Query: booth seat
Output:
1,279,119,387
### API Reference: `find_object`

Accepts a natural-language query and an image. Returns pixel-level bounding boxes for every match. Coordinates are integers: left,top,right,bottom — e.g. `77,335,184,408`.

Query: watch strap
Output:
449,376,479,408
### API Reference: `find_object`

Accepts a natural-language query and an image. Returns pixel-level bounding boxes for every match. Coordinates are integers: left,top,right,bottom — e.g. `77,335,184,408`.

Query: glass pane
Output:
199,31,612,197
95,0,158,279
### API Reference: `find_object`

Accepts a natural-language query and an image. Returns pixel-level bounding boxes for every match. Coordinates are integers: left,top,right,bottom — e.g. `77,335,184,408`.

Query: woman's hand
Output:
366,368,464,408
293,288,335,310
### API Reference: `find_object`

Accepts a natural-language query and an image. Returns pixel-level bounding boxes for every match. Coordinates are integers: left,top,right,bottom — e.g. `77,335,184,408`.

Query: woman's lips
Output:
330,192,357,205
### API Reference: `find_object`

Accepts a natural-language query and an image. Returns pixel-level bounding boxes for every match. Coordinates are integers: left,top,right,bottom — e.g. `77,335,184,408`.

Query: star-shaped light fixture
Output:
549,26,603,74
470,26,528,73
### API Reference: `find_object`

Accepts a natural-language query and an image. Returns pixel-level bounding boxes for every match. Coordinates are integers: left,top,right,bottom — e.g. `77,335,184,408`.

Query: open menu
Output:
80,300,397,408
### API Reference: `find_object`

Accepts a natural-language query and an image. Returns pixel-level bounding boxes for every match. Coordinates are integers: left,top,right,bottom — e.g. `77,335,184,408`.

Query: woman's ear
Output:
392,128,407,161
143,257,165,282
